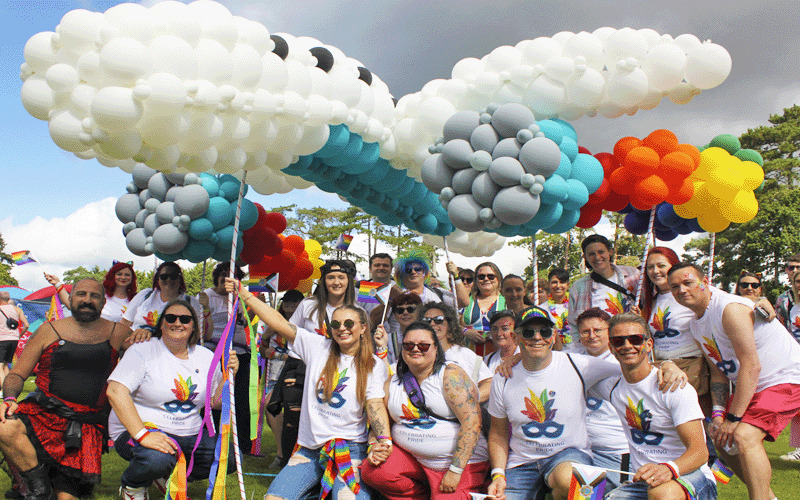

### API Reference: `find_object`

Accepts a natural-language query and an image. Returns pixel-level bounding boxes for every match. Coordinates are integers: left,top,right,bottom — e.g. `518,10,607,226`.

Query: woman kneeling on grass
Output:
225,278,390,500
107,299,238,500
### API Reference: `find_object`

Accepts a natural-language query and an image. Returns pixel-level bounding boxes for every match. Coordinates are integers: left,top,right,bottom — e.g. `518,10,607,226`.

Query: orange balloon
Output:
284,234,305,254
659,151,695,183
624,147,660,178
630,175,668,210
665,178,695,205
643,129,679,158
609,167,634,195
613,137,643,164
676,144,701,169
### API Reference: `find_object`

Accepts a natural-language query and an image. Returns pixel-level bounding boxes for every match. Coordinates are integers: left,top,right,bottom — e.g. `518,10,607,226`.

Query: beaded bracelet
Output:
3,396,17,403
711,410,725,419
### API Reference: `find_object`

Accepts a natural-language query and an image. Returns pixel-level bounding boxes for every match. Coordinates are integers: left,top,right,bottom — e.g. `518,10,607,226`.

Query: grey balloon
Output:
447,194,485,232
126,182,138,194
165,186,182,202
134,208,149,227
132,163,157,190
452,168,480,194
470,123,500,153
442,110,482,143
156,201,177,224
165,172,187,185
174,183,211,219
492,138,522,160
144,197,160,213
126,228,150,256
148,173,173,202
115,193,143,224
420,153,455,194
519,137,562,177
138,189,150,205
492,186,541,225
490,103,536,138
440,139,474,170
489,157,526,187
144,213,161,236
471,172,501,207
152,224,189,254
122,222,137,236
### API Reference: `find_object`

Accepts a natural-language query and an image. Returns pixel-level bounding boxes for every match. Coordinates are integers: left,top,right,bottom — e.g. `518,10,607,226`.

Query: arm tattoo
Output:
366,399,389,438
443,366,480,469
710,382,730,408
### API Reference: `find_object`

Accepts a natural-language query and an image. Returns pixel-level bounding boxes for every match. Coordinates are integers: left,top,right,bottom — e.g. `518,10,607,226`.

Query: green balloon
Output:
734,148,764,167
709,134,741,155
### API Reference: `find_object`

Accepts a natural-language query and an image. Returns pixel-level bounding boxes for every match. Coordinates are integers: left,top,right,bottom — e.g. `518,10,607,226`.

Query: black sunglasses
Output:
477,273,497,281
738,282,761,289
402,342,432,353
462,277,474,284
159,273,180,281
395,306,417,315
788,265,800,271
609,334,646,349
422,315,446,325
163,313,193,324
405,265,425,274
520,327,553,339
330,319,359,330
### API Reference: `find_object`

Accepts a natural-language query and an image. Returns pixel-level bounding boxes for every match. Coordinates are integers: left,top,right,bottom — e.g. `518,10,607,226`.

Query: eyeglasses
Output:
738,282,761,289
405,265,425,274
395,306,417,315
787,265,800,271
159,273,180,281
609,334,646,349
330,319,359,330
462,277,474,285
477,273,497,281
163,314,193,325
422,315,446,325
401,342,432,353
579,327,608,337
520,327,553,339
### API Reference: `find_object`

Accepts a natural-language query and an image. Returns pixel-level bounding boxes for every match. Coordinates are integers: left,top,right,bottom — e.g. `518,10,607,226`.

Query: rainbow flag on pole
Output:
357,281,386,304
246,273,279,293
567,464,607,500
711,459,734,485
335,234,353,251
46,294,65,322
11,251,36,266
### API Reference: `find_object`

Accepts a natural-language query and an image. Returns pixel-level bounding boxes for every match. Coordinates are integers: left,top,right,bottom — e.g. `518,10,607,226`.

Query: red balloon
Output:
613,137,643,164
263,228,283,256
577,207,603,228
263,212,287,233
630,175,668,210
587,178,610,205
602,191,630,212
254,203,268,230
277,249,298,271
643,129,679,158
240,230,267,265
594,152,620,177
279,274,300,292
578,146,592,155
609,168,634,195
284,235,306,255
665,178,695,205
295,259,314,280
249,255,278,276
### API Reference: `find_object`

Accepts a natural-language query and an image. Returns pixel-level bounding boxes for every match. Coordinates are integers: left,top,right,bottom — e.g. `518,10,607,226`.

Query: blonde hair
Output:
318,305,375,406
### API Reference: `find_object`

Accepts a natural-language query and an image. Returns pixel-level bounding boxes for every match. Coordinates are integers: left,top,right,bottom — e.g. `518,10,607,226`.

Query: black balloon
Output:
270,35,289,60
310,47,334,72
357,67,373,85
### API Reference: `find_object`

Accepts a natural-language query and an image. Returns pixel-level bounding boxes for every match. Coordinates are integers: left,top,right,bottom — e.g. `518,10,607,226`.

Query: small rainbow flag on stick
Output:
246,273,279,293
357,281,387,304
335,234,353,251
567,464,607,500
11,251,36,266
711,459,734,485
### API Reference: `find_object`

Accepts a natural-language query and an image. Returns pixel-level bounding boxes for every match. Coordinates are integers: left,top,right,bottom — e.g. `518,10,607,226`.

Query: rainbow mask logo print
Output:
605,292,628,316
400,399,436,429
164,374,198,413
521,388,563,439
626,397,663,446
702,336,736,375
316,368,349,408
650,307,680,339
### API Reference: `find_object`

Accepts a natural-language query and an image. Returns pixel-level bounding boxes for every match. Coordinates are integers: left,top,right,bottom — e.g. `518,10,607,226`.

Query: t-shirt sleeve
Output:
666,384,705,427
487,372,508,419
108,343,147,392
291,326,325,363
123,290,148,323
577,354,622,389
589,376,617,402
478,360,493,382
366,357,387,400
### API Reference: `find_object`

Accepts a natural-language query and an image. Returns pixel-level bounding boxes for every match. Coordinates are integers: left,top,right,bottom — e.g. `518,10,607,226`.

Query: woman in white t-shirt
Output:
227,279,390,500
107,299,238,499
45,260,138,322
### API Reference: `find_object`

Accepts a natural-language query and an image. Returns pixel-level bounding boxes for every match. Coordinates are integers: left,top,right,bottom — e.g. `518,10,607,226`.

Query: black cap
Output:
516,306,555,328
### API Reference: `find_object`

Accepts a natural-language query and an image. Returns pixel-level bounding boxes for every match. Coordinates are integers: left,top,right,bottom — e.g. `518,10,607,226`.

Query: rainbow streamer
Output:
319,439,359,499
240,303,260,441
357,281,384,304
46,294,64,321
11,251,35,266
251,355,268,456
131,424,187,500
567,464,606,500
676,477,698,500
711,459,734,485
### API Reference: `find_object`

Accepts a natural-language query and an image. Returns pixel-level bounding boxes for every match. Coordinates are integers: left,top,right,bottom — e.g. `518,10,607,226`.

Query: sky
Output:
2,0,799,291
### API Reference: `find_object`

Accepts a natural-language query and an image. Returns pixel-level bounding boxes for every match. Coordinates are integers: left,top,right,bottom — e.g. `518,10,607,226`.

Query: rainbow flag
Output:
711,459,734,485
335,234,353,251
11,251,35,266
357,281,385,304
567,464,607,500
246,273,278,293
46,294,64,322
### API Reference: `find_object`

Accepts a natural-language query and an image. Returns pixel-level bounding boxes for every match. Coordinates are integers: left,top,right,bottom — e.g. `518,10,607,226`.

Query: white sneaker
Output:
779,448,800,461
152,477,168,496
120,486,148,500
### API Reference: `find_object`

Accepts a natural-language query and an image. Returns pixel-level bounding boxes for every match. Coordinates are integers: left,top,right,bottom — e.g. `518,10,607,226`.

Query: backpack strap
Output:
590,272,635,302
566,353,586,396
401,370,458,422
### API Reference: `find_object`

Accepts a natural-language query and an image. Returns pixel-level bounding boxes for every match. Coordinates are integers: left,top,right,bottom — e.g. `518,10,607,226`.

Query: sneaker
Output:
152,477,168,496
268,456,283,469
120,486,148,500
780,449,800,461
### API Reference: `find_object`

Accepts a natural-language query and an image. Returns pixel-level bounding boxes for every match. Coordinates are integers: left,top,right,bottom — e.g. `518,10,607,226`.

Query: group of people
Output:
1,238,799,500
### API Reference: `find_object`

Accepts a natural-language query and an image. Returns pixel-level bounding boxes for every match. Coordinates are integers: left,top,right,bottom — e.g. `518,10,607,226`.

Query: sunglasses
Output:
163,313,193,325
401,342,432,353
395,306,417,315
159,273,180,281
738,282,761,289
462,277,474,284
405,265,425,274
520,327,553,339
609,334,646,349
787,265,800,271
477,273,497,281
330,319,359,330
422,315,446,325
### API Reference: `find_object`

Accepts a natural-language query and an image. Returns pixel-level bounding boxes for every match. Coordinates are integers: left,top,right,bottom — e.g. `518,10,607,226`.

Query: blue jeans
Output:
504,448,593,500
115,430,234,488
604,468,717,500
267,442,373,500
591,449,630,490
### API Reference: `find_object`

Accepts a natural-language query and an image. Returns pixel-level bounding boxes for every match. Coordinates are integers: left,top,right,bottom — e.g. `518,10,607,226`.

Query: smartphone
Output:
754,305,768,320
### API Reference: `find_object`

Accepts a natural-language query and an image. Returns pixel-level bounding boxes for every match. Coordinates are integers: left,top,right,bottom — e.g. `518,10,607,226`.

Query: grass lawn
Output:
2,377,799,499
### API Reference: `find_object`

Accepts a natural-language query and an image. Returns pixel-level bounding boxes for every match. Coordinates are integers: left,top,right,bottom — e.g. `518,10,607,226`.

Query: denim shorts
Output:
267,441,373,500
591,449,630,490
504,447,592,500
605,467,717,500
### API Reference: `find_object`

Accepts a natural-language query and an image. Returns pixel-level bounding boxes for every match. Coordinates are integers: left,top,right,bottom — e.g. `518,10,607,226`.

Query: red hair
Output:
642,247,680,321
103,262,137,300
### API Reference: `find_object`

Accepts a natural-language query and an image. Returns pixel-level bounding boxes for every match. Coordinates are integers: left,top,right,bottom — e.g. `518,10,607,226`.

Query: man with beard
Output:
0,279,132,500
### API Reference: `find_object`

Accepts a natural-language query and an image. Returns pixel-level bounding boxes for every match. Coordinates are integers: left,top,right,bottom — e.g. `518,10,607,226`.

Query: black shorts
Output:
0,340,18,363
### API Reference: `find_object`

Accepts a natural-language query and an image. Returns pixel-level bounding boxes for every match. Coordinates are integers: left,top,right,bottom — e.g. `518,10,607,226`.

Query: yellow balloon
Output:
739,161,765,191
698,211,730,233
304,239,323,259
297,278,314,294
694,147,729,180
674,183,712,218
310,257,325,280
722,190,759,223
707,168,743,201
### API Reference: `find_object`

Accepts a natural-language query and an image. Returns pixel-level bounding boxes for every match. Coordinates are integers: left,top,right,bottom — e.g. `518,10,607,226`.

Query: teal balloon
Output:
570,154,604,193
537,120,564,145
401,206,414,219
540,175,569,204
384,197,400,212
219,178,245,202
373,167,405,194
434,222,453,236
710,134,741,155
188,218,214,240
734,148,764,167
239,199,258,230
343,141,379,174
553,152,572,179
334,175,358,193
199,173,220,197
215,226,235,248
154,251,182,262
544,208,580,234
526,201,563,230
205,196,234,230
552,119,578,142
563,179,590,210
317,181,338,193
416,213,438,233
393,175,416,198
316,124,350,158
559,137,579,162
358,161,389,186
283,155,314,174
402,182,427,205
494,225,522,236
379,212,403,226
183,239,215,263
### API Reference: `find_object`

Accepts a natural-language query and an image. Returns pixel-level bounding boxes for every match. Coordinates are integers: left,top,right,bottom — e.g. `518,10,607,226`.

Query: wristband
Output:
725,413,743,422
3,396,16,403
711,410,725,419
712,405,726,412
56,284,65,293
376,436,392,442
448,464,464,474
133,428,149,442
663,461,680,479
376,349,388,360
491,467,505,477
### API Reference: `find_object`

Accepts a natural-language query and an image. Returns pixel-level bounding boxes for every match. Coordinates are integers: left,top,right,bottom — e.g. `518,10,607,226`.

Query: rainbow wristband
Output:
3,396,16,403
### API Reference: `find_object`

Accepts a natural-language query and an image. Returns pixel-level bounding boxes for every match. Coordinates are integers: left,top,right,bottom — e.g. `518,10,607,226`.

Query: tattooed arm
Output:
441,364,481,493
366,398,392,466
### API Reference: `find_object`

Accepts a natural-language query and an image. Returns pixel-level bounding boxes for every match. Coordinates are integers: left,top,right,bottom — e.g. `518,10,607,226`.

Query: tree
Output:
63,266,107,284
510,229,588,282
0,234,18,287
740,104,800,187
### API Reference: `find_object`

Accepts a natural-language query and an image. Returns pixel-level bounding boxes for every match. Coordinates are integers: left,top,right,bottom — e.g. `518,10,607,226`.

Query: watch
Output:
725,413,743,422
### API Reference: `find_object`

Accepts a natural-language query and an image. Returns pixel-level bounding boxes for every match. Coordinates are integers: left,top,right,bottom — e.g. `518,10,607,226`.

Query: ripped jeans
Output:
265,441,373,500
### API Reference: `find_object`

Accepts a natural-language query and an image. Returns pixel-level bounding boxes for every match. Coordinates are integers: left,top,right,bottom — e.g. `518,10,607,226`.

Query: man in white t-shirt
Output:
360,253,396,315
600,313,716,500
669,262,800,500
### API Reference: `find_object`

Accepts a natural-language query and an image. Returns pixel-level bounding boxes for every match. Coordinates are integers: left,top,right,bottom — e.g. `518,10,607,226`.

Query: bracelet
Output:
663,461,680,478
711,410,726,419
56,284,65,293
376,350,388,360
448,464,464,474
453,277,462,283
725,413,743,422
491,468,506,481
3,396,16,403
712,405,726,412
376,435,392,442
133,428,149,442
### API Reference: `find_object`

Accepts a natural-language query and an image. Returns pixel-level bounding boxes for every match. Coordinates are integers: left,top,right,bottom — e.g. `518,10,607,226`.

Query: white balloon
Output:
100,37,153,86
76,50,101,86
24,32,57,74
603,28,648,71
150,1,201,46
641,43,686,92
150,35,198,81
231,43,263,89
104,3,154,45
673,34,702,55
234,17,271,55
563,31,604,71
140,115,184,148
69,84,97,118
57,10,100,52
417,96,456,136
451,57,484,82
91,86,143,131
566,67,605,107
195,39,233,85
187,0,237,50
295,124,330,156
49,111,89,152
99,129,143,159
485,46,522,73
667,83,698,105
685,43,732,90
522,37,562,67
181,113,223,153
606,67,648,107
526,74,565,117
20,76,55,121
544,57,575,83
141,73,187,117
